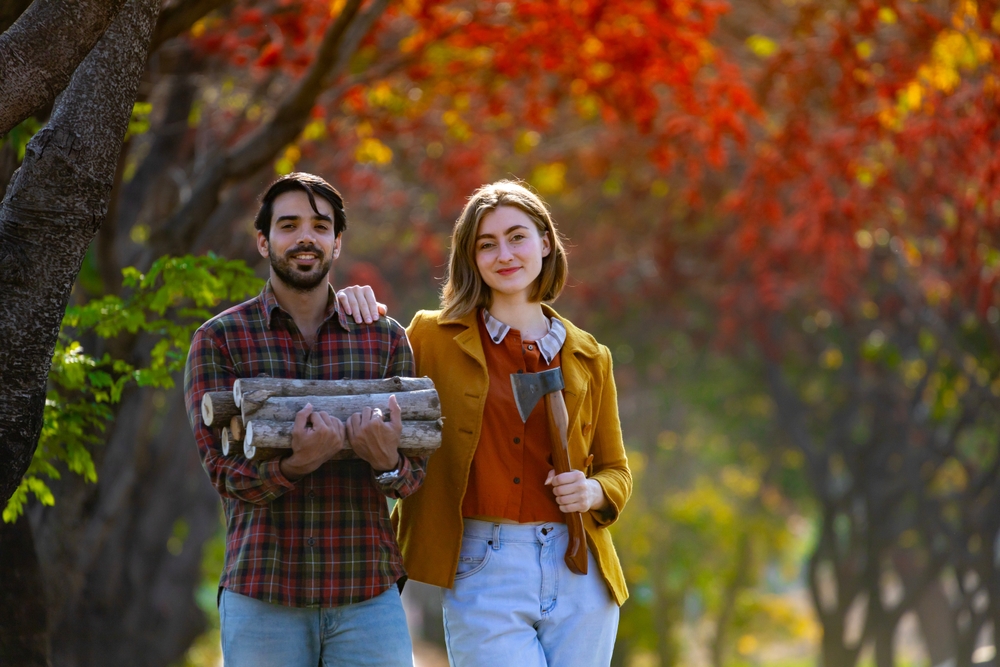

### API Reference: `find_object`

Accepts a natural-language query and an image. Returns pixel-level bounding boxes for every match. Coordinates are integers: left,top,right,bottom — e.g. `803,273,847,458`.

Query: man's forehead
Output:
272,188,334,216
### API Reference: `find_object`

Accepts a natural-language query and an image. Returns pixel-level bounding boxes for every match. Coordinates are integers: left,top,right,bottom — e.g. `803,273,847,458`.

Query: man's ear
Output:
332,233,342,260
257,230,269,259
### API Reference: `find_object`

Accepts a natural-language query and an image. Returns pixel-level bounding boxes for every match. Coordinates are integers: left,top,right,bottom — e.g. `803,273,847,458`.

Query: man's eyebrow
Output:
276,213,333,222
476,224,528,240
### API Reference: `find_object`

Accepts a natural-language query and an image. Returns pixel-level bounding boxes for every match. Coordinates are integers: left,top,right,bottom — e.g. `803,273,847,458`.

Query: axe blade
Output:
510,367,565,423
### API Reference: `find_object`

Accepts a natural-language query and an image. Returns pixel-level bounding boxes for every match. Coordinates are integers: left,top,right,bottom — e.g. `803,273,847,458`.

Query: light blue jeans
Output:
442,519,619,667
219,586,412,667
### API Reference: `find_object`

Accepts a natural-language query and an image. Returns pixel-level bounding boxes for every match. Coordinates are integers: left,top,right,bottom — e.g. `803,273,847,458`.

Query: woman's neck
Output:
488,297,549,340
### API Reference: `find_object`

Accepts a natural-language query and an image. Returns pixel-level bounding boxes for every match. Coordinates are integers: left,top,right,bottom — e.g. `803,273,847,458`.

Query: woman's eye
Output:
478,242,495,251
510,234,525,242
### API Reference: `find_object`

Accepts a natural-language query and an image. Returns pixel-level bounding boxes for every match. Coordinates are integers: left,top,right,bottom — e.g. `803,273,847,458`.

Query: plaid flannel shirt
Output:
183,281,424,608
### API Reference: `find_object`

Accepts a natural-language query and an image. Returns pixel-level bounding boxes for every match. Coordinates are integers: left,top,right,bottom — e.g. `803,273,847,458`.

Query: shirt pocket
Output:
454,535,494,580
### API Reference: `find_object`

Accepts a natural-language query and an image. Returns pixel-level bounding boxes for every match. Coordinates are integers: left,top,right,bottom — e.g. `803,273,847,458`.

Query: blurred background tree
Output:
2,1,999,666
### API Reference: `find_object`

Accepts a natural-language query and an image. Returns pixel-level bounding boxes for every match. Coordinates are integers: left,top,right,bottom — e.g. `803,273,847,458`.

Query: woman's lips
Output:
497,267,520,276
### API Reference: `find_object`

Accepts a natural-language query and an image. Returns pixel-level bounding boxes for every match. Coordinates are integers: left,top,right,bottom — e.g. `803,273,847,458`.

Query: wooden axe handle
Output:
545,390,588,576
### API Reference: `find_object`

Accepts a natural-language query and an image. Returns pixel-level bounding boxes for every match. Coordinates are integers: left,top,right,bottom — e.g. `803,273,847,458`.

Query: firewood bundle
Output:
200,377,441,461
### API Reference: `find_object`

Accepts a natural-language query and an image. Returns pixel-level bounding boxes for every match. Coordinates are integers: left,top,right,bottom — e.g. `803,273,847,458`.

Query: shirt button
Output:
513,437,520,444
494,337,501,342
308,490,315,498
527,344,534,350
513,477,521,484
307,538,315,546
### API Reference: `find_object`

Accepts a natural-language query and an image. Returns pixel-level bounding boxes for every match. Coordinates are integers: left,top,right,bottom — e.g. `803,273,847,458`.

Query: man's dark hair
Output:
254,172,347,239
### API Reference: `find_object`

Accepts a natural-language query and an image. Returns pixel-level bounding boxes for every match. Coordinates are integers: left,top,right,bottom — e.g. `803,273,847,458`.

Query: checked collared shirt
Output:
183,281,424,608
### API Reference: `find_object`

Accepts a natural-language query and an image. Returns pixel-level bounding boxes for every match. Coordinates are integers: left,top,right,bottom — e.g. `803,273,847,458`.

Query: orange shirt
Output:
461,312,565,524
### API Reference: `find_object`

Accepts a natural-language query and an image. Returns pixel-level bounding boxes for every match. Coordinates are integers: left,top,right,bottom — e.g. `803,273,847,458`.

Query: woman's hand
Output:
545,470,607,513
336,284,387,324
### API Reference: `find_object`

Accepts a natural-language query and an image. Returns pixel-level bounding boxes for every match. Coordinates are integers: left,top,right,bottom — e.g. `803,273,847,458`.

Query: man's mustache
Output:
284,244,324,260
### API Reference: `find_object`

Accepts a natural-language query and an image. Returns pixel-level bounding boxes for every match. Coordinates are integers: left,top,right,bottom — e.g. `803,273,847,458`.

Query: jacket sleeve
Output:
587,347,632,527
184,326,297,505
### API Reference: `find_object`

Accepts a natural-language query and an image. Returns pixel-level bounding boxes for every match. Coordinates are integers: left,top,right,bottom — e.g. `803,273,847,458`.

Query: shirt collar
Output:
482,309,566,364
260,280,348,330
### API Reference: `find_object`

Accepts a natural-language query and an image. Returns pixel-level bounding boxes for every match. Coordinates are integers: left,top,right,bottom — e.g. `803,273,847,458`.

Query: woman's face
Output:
474,205,551,302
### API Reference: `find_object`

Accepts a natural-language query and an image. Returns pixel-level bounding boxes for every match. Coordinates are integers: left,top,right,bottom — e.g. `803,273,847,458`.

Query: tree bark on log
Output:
234,375,434,408
244,418,443,459
242,389,442,423
0,0,160,507
0,0,130,136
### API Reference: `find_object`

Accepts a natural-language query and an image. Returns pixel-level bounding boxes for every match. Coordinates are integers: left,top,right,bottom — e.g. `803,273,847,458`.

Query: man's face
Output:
257,189,341,293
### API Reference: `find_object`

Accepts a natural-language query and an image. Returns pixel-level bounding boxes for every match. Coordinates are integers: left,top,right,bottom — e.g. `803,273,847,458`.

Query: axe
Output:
510,367,588,575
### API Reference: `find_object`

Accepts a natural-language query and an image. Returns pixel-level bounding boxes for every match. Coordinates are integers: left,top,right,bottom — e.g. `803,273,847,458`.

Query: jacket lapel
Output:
446,310,486,369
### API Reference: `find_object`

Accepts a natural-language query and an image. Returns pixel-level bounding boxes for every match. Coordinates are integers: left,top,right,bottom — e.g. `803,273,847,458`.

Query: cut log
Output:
241,389,441,423
235,376,434,411
229,415,244,442
201,391,239,427
243,418,443,460
221,427,231,457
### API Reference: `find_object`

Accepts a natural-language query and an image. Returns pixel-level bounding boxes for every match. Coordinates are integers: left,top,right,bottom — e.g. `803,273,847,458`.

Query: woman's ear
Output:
541,231,552,258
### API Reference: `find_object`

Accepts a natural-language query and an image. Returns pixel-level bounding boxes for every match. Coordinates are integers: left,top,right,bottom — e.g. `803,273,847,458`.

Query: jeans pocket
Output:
454,536,493,580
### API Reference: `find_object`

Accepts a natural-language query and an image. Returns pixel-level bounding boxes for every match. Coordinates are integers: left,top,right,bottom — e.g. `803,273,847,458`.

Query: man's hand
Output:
336,284,387,324
545,470,607,513
280,403,345,481
346,394,403,472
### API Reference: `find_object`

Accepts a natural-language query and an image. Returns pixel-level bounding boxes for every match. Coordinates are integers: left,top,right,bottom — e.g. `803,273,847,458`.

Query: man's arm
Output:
184,325,297,504
367,323,425,499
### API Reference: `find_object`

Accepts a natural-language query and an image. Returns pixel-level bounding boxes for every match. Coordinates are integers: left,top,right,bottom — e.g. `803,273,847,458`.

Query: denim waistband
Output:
462,518,567,544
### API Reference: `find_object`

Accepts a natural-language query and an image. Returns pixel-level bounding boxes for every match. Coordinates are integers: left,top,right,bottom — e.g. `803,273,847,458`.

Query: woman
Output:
389,180,631,666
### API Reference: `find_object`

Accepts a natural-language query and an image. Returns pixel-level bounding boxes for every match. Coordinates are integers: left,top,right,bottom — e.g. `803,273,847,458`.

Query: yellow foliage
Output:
821,347,843,370
355,137,393,165
530,163,567,194
746,34,778,58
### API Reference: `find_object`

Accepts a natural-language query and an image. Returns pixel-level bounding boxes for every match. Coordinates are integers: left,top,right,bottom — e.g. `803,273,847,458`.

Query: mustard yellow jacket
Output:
392,306,631,605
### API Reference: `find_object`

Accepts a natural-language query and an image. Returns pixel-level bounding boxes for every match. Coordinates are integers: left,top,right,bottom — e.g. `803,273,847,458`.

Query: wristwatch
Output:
374,457,403,484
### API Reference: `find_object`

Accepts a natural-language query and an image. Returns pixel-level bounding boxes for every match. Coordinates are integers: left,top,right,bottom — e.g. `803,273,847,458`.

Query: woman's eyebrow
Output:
476,224,528,240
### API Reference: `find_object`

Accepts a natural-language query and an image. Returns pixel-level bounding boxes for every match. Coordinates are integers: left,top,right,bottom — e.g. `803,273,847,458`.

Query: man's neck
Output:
270,274,331,342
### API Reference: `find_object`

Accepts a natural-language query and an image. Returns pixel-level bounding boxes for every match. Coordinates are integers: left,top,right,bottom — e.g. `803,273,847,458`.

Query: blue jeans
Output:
442,519,619,667
219,586,413,667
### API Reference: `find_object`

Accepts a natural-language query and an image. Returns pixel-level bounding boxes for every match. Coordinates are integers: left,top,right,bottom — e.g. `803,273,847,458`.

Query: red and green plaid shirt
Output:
183,281,424,608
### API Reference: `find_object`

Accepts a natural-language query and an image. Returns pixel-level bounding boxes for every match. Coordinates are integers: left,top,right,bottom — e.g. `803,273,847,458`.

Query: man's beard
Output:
269,243,333,292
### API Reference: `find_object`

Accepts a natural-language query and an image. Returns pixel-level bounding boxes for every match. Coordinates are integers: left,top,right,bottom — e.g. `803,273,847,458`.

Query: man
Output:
183,172,422,666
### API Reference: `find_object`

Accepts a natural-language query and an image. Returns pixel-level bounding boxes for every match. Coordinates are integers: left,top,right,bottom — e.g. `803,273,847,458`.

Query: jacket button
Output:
513,437,520,444
513,477,521,484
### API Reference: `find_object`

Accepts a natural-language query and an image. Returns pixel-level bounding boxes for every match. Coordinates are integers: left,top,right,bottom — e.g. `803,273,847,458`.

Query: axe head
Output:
510,367,565,423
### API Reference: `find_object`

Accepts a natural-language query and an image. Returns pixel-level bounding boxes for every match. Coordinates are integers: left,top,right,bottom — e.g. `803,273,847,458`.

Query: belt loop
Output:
492,523,501,550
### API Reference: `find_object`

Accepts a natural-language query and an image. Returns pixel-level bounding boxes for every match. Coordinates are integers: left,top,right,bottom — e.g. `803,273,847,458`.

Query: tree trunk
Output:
0,514,50,667
0,0,159,507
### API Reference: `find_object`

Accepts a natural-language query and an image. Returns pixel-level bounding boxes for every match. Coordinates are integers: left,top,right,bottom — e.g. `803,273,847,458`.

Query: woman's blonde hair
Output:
440,180,568,320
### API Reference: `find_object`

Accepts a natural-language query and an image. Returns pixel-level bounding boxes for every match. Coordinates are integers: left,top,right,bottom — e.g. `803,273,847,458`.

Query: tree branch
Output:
149,0,231,52
0,0,129,137
148,0,390,257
